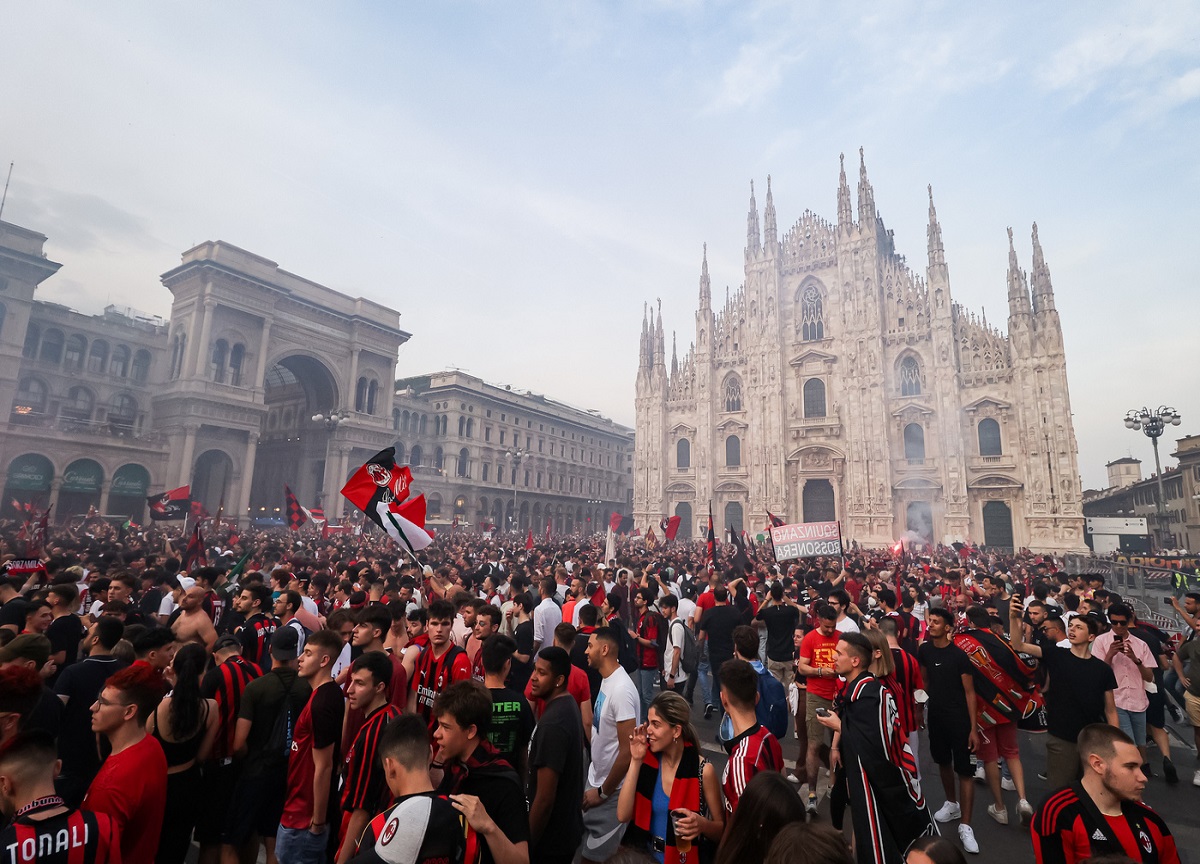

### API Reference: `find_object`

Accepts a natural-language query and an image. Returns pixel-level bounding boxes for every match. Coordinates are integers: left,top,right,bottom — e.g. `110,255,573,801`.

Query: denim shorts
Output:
275,824,329,864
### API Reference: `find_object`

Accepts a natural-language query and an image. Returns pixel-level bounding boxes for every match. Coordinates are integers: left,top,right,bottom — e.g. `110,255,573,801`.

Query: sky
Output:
2,1,1198,490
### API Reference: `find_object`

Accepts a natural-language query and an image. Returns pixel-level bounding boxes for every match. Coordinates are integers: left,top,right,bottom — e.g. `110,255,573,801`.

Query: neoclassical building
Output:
634,151,1086,552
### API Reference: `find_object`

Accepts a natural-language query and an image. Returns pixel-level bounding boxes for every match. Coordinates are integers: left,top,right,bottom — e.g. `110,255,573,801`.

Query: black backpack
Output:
262,671,303,766
616,625,639,674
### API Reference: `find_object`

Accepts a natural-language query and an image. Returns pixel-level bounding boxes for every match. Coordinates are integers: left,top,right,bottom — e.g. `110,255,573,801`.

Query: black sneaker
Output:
1141,763,1154,778
1164,757,1179,784
704,704,714,720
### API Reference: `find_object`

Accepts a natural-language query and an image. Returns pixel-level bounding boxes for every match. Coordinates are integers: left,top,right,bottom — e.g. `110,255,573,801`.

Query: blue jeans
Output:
1117,708,1148,748
636,668,657,719
275,824,329,864
695,658,713,707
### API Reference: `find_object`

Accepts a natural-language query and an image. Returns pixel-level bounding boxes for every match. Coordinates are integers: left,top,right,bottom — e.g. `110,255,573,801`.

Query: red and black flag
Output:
147,485,190,521
729,526,753,574
617,514,635,535
766,511,785,529
705,504,716,566
341,447,429,554
27,507,51,558
525,528,535,551
190,500,210,521
182,523,206,571
284,484,307,531
662,515,682,542
609,512,623,533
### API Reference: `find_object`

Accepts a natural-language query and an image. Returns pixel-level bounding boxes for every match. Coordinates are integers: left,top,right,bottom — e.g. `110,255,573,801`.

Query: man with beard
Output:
818,633,934,864
234,584,276,672
1031,725,1179,863
172,585,218,652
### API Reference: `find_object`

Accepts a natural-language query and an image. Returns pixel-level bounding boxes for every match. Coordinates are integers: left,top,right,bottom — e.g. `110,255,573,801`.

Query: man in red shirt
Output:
718,659,782,817
335,652,403,864
797,603,840,816
628,588,662,720
83,664,168,864
276,629,345,864
1032,724,1179,864
408,599,471,733
524,622,594,737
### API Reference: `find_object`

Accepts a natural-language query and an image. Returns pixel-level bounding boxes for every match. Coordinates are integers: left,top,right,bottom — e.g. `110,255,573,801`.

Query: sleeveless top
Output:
152,699,211,767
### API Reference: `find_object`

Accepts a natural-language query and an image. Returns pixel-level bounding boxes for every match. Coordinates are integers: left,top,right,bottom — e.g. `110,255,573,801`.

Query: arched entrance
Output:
724,501,744,534
60,459,104,517
803,479,836,522
906,501,933,543
193,450,234,514
982,501,1014,549
674,502,693,539
253,354,340,511
4,454,53,512
110,464,151,521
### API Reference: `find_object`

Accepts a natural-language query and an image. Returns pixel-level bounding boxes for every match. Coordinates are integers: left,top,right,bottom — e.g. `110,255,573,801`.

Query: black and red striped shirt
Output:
236,613,277,672
0,807,120,864
886,646,924,737
201,655,262,760
1032,784,1179,864
341,702,402,813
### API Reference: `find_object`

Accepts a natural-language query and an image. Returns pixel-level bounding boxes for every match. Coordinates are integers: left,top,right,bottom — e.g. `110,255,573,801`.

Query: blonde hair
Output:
862,627,894,677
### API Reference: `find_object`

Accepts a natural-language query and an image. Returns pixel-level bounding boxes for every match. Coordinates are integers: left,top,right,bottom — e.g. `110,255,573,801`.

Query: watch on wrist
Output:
597,787,609,801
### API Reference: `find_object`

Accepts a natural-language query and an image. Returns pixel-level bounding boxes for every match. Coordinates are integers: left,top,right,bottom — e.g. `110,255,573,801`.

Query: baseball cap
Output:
0,634,52,667
176,576,196,591
213,634,241,653
349,796,434,864
270,625,299,661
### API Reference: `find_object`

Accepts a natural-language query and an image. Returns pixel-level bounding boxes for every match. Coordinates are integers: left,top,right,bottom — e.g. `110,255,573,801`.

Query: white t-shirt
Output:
533,597,562,647
664,618,690,684
835,616,860,634
157,594,176,618
676,597,697,628
588,666,641,789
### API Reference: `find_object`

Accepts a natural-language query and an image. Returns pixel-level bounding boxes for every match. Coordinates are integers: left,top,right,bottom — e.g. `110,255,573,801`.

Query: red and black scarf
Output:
626,742,702,863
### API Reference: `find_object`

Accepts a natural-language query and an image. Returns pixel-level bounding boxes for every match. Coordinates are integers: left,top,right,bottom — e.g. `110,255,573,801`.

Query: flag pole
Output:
837,520,846,570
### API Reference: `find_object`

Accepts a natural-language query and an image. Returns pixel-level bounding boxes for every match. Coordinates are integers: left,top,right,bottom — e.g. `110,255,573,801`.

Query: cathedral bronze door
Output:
802,479,835,523
982,501,1014,549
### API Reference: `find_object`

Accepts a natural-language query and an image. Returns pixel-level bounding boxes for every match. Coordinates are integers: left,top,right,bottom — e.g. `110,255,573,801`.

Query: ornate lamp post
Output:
505,448,526,532
1124,406,1182,548
311,409,349,429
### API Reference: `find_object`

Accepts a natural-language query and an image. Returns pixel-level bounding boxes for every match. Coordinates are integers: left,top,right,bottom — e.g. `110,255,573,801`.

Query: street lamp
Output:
311,409,349,429
505,448,526,532
1124,406,1182,549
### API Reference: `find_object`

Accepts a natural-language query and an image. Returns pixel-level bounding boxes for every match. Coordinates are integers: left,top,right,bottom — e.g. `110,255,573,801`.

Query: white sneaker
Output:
1193,768,1200,787
786,772,800,784
1018,799,1033,825
973,762,986,781
987,804,1008,825
959,824,980,854
934,800,962,822
1001,776,1017,791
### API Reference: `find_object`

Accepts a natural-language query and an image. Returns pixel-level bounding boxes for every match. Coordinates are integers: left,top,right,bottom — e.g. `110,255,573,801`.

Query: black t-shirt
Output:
916,641,973,722
509,620,535,693
1040,645,1118,742
440,768,529,864
137,587,163,618
699,604,743,663
237,668,312,777
571,627,601,703
526,693,585,856
47,614,86,677
487,686,534,767
54,656,128,778
756,604,801,662
0,597,29,629
29,685,63,740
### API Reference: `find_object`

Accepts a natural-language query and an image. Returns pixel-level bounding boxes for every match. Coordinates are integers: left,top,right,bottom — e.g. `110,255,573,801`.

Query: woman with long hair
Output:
617,691,724,863
148,641,220,864
715,770,808,864
764,821,854,864
906,836,968,864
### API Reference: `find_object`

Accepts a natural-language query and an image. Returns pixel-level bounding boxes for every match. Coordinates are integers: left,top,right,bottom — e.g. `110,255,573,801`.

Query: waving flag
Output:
525,528,535,551
284,484,307,531
341,448,427,553
28,507,51,558
663,515,682,542
609,512,623,533
147,486,190,521
182,523,206,571
706,504,716,566
645,528,658,549
544,519,552,544
729,527,753,573
766,511,785,529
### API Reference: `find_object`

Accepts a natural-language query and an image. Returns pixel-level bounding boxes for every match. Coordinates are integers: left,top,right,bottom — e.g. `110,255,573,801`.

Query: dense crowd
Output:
0,519,1197,864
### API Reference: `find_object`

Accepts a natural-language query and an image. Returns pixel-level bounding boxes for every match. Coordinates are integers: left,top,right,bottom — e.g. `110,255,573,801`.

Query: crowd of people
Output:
0,518,1197,864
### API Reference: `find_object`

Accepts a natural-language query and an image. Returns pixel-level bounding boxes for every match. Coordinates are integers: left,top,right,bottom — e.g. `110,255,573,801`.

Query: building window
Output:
457,448,470,477
497,465,505,484
801,285,824,341
61,386,94,421
899,356,922,397
366,380,378,415
22,324,41,359
434,447,444,470
677,439,690,469
39,329,64,364
803,378,827,418
211,339,229,382
904,423,925,461
64,335,86,371
524,470,530,487
87,340,109,375
724,375,743,412
726,435,741,467
459,416,466,436
132,349,151,384
355,377,368,412
482,463,490,482
110,345,130,378
395,443,406,463
978,418,1002,457
229,344,244,386
485,426,491,442
110,394,138,431
466,418,473,438
14,378,47,414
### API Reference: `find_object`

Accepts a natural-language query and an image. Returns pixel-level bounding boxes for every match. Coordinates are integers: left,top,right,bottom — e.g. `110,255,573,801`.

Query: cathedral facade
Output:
633,151,1086,553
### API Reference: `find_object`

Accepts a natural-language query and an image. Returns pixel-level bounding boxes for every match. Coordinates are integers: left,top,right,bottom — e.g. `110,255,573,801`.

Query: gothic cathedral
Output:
633,150,1086,553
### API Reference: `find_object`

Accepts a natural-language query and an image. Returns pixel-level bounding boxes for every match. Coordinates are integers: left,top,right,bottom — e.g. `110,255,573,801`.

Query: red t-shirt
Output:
800,630,841,700
83,734,167,864
524,663,591,718
635,611,661,669
281,680,345,829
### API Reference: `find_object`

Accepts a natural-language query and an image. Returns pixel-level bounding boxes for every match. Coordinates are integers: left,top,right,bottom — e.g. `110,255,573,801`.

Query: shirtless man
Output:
172,586,217,652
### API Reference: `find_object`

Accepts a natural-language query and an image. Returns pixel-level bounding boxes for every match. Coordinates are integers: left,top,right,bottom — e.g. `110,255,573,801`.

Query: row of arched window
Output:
676,436,742,469
13,378,139,428
391,410,476,438
23,325,152,383
355,377,380,415
392,441,615,495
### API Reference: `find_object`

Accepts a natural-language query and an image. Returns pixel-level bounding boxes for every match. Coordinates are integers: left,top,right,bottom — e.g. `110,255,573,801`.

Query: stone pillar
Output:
178,425,198,488
48,479,63,518
254,321,272,396
98,481,112,514
238,432,259,524
347,350,361,411
187,295,215,379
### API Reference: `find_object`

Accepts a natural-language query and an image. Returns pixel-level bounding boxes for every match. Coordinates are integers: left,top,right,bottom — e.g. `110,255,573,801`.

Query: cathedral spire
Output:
699,243,710,308
639,301,649,369
654,297,665,368
746,180,761,255
763,175,777,249
927,184,945,266
1030,222,1056,314
671,330,679,376
857,147,876,223
837,152,853,227
1006,227,1032,319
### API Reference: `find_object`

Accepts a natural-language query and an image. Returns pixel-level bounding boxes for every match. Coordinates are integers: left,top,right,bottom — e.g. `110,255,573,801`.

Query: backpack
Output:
262,672,303,766
755,664,789,741
616,624,639,674
672,618,700,675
